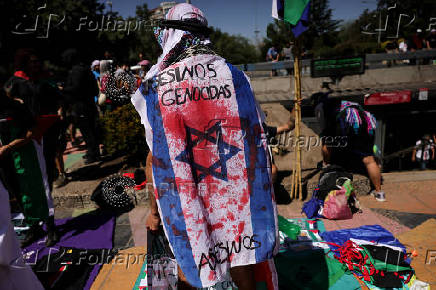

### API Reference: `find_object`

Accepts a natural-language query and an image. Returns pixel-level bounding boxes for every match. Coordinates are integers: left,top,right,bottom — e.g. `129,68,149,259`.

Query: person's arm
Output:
411,148,416,162
432,145,435,160
274,53,280,62
0,129,33,159
145,151,161,231
276,116,295,134
276,102,299,134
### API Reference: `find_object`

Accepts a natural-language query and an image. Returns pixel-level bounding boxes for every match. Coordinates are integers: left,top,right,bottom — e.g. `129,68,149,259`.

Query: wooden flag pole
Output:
290,39,303,200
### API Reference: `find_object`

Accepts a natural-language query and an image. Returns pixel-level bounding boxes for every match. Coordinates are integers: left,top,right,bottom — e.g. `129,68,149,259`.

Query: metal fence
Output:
235,49,436,76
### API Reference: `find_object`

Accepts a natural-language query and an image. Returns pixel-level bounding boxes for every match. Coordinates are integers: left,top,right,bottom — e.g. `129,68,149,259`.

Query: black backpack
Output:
317,165,353,200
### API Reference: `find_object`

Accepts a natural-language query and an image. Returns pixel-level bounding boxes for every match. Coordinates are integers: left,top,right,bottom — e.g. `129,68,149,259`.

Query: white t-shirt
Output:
415,139,434,161
399,41,407,53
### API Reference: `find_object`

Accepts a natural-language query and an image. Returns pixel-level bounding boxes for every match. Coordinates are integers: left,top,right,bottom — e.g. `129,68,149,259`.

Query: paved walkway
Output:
55,145,436,287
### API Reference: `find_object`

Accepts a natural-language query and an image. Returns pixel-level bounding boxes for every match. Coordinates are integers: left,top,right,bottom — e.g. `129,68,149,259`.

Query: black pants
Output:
75,113,100,160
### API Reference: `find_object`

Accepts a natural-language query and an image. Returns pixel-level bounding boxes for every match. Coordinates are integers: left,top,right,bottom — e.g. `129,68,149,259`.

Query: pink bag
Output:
323,188,352,220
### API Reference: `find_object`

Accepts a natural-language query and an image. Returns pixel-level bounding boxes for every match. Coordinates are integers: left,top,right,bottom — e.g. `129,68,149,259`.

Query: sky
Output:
111,0,378,41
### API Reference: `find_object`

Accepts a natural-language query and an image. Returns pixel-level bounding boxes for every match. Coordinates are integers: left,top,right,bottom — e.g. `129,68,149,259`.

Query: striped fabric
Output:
132,54,278,288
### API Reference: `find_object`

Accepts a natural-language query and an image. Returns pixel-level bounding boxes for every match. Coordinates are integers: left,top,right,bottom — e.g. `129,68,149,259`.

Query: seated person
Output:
314,97,385,202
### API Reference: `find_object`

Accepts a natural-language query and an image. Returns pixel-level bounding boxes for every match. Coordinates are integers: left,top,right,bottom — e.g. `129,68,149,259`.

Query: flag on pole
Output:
272,0,310,37
272,0,285,20
291,2,310,37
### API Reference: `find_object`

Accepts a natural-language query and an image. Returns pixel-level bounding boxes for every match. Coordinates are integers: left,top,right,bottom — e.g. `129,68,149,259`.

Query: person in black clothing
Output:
314,93,385,202
427,29,436,49
38,75,69,188
61,49,100,164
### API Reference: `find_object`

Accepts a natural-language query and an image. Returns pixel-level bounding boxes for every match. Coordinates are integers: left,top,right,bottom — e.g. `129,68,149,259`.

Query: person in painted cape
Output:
132,3,279,289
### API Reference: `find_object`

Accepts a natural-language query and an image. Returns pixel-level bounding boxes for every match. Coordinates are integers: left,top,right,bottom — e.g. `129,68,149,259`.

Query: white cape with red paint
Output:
133,54,278,288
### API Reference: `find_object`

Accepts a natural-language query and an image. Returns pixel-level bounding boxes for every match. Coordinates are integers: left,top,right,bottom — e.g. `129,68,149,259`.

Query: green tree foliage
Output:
334,0,436,56
333,9,382,56
101,103,148,163
304,0,341,52
377,0,436,37
209,28,259,64
262,20,294,61
0,0,106,71
0,1,258,76
124,4,162,64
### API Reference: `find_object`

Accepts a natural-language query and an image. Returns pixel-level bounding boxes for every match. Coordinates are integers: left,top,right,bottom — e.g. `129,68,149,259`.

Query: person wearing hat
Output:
407,29,425,51
132,3,278,289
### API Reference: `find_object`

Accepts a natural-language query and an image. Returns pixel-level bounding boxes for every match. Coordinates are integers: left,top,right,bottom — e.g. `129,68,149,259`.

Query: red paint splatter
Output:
241,193,249,204
195,216,206,224
202,194,210,208
238,221,245,235
227,211,235,221
207,222,224,233
196,229,203,241
209,270,216,281
171,224,183,236
152,156,169,169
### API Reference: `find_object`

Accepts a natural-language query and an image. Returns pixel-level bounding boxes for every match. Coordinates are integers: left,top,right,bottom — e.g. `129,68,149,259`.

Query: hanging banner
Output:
311,56,365,78
364,90,412,106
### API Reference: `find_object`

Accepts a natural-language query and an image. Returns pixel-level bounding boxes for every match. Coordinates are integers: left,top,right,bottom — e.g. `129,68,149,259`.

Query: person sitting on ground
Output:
314,96,385,202
133,4,278,289
412,134,435,170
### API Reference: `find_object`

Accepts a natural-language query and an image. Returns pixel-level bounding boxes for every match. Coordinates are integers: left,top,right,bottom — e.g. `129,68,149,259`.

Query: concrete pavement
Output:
54,134,436,287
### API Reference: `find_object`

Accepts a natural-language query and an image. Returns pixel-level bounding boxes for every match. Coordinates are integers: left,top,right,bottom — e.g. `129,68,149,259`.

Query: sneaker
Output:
372,191,386,202
54,173,68,188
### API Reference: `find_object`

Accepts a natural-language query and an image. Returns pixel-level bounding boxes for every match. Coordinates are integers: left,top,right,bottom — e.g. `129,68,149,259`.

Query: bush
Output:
101,103,148,165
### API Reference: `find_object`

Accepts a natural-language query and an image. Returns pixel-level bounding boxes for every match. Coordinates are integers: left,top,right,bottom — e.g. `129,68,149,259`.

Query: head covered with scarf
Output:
146,3,212,81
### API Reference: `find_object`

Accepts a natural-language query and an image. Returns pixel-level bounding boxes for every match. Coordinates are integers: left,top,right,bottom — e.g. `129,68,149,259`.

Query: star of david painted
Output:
175,121,241,183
